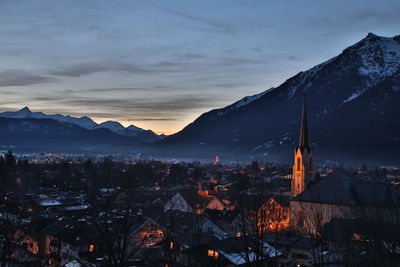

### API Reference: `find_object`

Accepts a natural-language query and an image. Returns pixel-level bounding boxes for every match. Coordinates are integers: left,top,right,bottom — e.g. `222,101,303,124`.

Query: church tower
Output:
291,101,315,198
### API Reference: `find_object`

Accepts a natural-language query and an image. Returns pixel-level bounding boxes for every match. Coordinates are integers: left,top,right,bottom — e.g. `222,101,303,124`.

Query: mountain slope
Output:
162,33,400,162
0,117,141,152
0,107,97,129
0,107,164,143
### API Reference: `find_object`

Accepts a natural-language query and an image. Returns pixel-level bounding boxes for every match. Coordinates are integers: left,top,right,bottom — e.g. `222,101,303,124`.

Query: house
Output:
164,191,234,215
203,209,239,235
319,218,400,265
206,197,234,211
258,194,290,232
39,218,98,266
263,232,317,266
16,215,57,258
126,217,165,259
28,199,63,214
63,258,95,267
164,192,193,213
158,210,228,242
290,170,396,233
3,244,42,266
183,236,280,266
164,232,219,266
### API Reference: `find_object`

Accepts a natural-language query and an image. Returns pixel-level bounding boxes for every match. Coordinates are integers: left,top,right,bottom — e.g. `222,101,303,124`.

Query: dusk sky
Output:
0,0,399,134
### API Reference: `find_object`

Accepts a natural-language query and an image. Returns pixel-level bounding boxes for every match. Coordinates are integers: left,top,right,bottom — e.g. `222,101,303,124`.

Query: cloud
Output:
0,91,17,95
50,55,264,79
57,94,223,111
29,92,226,119
217,57,264,67
57,85,174,94
163,9,237,35
0,70,53,87
288,55,301,62
306,4,400,29
178,53,207,59
50,62,150,77
50,60,197,78
35,108,179,122
130,117,178,121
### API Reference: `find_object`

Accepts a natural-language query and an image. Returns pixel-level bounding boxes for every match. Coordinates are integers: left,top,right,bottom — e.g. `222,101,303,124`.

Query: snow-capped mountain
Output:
96,121,126,133
0,107,97,129
0,107,164,143
0,117,141,152
95,120,163,143
162,33,400,162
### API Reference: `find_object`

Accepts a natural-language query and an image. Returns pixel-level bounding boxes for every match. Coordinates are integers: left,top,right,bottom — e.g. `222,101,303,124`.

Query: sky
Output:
0,0,399,134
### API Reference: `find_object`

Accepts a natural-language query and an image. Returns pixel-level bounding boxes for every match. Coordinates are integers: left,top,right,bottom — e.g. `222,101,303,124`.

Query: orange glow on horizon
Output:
0,105,219,135
93,118,194,135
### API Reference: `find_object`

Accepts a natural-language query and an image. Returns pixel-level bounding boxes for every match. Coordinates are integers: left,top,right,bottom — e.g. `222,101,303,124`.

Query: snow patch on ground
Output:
252,140,275,151
343,91,363,103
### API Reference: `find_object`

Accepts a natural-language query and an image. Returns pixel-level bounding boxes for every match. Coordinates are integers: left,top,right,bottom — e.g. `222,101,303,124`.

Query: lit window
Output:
236,232,242,237
89,244,94,252
207,249,219,260
169,241,174,250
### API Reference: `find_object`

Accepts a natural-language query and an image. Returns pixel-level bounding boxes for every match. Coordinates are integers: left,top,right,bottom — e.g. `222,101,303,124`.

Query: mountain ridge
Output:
0,33,398,163
160,33,400,162
0,107,164,143
0,117,142,152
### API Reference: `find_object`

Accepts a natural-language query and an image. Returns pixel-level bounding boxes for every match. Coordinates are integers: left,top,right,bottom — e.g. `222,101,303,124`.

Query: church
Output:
289,101,396,234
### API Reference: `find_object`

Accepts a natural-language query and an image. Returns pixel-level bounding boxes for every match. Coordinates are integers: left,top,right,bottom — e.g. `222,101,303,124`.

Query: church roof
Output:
321,218,400,242
292,170,395,207
269,194,290,207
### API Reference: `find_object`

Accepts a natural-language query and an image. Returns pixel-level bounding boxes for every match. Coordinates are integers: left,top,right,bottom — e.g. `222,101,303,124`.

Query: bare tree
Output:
233,182,279,267
0,213,21,267
86,191,136,267
291,200,330,266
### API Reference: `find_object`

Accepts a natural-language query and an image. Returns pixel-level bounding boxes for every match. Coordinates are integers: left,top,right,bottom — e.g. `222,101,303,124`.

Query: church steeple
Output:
291,99,314,198
299,101,309,149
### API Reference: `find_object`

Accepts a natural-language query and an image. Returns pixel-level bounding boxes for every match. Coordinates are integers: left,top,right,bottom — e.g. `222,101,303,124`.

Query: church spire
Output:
292,99,314,198
299,100,309,149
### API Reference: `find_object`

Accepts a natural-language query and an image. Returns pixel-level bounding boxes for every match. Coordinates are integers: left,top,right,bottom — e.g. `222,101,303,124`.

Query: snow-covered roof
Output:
60,205,89,211
64,260,82,267
218,251,258,265
99,188,116,193
38,199,62,206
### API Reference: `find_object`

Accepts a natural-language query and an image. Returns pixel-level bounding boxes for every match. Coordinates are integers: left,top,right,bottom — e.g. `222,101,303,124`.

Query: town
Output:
1,1,400,266
1,105,399,267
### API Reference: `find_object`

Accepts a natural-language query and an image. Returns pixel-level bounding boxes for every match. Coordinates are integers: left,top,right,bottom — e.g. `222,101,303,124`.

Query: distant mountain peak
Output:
80,115,93,121
0,107,165,143
366,32,379,38
285,33,400,102
19,106,31,113
127,124,142,131
163,33,400,162
97,121,125,132
362,32,393,42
